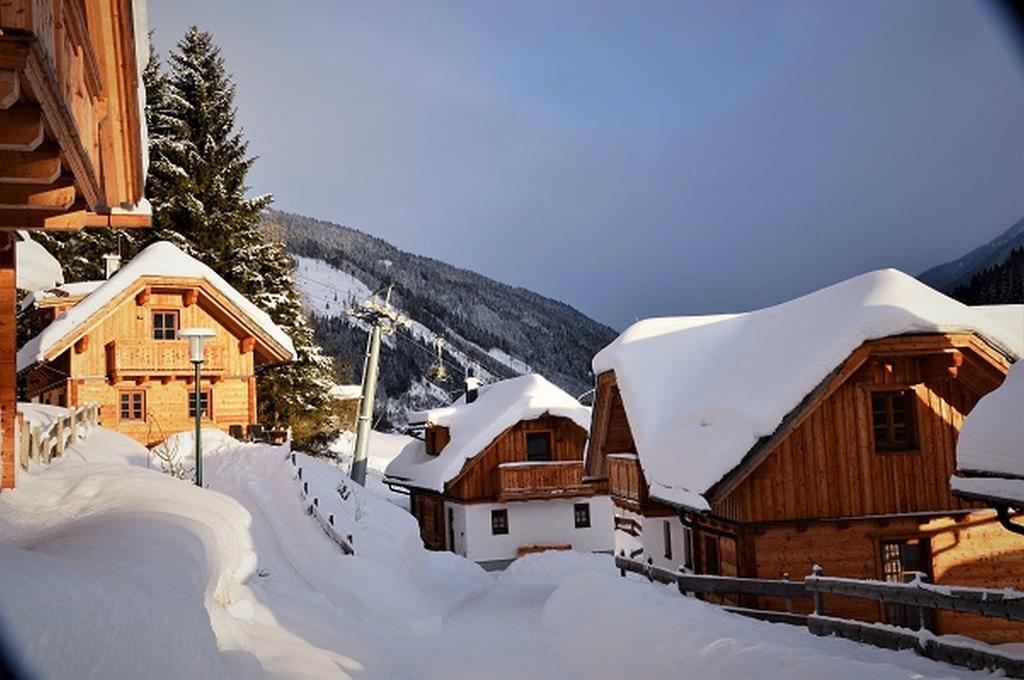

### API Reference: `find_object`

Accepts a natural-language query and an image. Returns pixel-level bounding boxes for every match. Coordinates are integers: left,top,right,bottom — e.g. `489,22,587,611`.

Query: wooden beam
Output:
0,107,44,151
182,288,198,307
0,146,61,184
239,336,255,354
0,205,150,229
135,287,150,306
0,70,18,109
0,176,76,210
74,335,89,354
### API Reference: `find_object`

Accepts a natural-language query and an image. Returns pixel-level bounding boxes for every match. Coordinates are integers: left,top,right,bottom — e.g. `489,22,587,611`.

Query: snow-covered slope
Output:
273,210,616,427
1,426,987,679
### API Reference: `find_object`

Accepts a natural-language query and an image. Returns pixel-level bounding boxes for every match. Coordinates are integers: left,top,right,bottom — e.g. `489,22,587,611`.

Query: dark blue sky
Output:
149,1,1024,330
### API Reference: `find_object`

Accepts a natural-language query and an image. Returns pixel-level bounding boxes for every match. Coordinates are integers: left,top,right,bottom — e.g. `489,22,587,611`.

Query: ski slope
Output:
0,427,986,679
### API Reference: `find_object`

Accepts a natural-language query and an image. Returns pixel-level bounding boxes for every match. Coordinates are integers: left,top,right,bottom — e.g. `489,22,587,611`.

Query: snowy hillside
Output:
276,210,617,425
0,427,984,679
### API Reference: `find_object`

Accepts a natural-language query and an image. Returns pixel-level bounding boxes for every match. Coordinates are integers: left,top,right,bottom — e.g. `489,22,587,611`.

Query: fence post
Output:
55,419,65,457
783,572,793,614
619,550,626,577
30,424,40,463
18,412,29,471
811,565,825,616
915,571,930,633
647,557,654,582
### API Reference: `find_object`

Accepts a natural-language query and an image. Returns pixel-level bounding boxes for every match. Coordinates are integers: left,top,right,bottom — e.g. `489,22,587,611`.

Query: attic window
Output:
872,389,918,452
526,432,552,462
153,310,179,340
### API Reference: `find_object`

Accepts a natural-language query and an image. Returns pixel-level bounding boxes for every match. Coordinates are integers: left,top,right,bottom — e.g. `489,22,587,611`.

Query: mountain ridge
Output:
918,218,1024,293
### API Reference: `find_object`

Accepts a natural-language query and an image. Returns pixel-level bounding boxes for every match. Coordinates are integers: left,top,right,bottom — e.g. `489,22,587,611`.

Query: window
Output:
153,310,179,340
526,432,552,462
880,538,934,630
491,509,509,535
703,535,720,575
120,391,145,420
574,503,591,529
872,389,918,452
188,390,213,419
682,526,694,571
663,520,673,560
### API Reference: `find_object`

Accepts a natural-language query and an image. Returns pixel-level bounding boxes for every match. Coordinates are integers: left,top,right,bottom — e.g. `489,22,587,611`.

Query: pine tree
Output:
30,28,340,452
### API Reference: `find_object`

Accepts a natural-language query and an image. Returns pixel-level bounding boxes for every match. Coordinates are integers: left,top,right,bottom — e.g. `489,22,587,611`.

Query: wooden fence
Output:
616,555,1024,678
18,404,100,470
288,449,355,555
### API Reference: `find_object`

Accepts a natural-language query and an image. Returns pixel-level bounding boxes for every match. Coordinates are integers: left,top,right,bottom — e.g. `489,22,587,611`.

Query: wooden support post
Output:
18,411,28,471
56,419,65,457
30,424,39,462
0,233,16,488
783,572,793,614
70,409,79,442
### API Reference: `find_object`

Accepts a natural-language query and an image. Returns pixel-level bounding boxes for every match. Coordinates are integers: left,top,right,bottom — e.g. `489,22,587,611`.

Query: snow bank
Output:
0,431,257,680
18,241,296,371
17,402,72,433
956,359,1024,480
385,374,591,492
15,232,63,291
594,269,1023,511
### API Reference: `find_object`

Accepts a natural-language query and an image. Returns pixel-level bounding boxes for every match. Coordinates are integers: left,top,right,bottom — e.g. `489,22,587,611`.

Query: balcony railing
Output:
496,460,594,502
106,339,227,377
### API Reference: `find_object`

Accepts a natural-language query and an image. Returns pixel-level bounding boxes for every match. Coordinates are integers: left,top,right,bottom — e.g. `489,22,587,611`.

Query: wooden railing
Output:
616,555,1024,677
496,460,594,502
106,339,227,377
17,403,99,469
288,449,355,555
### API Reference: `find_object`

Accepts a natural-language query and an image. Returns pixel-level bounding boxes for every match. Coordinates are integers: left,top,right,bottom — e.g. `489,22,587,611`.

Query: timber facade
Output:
588,333,1023,643
400,412,614,566
0,0,150,488
21,271,293,447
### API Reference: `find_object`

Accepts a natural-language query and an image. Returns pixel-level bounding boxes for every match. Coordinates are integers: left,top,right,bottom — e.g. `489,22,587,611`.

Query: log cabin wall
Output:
444,414,588,502
25,283,264,446
586,371,636,479
410,490,446,550
715,342,1005,524
745,512,1023,643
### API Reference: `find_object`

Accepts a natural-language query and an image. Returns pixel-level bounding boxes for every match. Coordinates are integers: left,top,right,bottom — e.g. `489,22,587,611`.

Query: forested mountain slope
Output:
266,210,617,426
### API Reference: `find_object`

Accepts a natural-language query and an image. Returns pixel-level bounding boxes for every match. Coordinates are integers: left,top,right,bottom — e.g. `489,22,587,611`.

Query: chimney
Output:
102,254,121,279
465,368,481,404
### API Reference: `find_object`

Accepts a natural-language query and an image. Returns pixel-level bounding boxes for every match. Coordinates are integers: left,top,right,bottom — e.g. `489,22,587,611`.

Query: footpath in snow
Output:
0,425,989,679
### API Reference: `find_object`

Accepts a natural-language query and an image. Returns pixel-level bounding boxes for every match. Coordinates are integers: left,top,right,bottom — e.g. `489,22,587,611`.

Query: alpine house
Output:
19,241,296,446
585,268,1023,642
385,374,613,569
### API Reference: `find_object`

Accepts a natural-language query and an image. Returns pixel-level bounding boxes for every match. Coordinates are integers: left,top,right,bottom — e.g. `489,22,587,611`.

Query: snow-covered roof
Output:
21,280,105,312
15,232,63,292
973,305,1024,346
954,359,1023,505
385,374,591,492
593,268,1023,512
18,241,296,371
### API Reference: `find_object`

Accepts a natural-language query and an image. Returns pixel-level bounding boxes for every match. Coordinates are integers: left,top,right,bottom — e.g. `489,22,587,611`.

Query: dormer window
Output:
872,389,918,452
153,310,179,340
526,431,552,462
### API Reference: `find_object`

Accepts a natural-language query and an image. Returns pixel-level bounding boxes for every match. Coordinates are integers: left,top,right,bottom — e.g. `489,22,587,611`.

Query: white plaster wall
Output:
640,515,693,572
445,502,469,557
450,496,614,563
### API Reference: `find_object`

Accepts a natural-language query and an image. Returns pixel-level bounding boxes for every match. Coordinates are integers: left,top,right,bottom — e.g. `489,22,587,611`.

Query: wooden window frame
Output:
188,389,214,420
119,390,145,421
702,534,721,576
491,508,509,535
573,502,591,529
525,430,553,462
869,387,919,453
152,309,180,341
663,519,673,560
682,526,694,571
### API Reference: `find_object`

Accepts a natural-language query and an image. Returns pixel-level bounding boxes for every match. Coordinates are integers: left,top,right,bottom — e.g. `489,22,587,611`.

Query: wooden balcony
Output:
106,339,227,379
608,454,647,507
496,460,595,502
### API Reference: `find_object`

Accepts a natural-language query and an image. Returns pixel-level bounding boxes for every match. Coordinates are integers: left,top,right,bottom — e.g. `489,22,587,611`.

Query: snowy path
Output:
0,430,991,679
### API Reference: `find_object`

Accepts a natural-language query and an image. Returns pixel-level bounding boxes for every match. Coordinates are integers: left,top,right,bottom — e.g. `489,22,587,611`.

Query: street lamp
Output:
180,327,215,487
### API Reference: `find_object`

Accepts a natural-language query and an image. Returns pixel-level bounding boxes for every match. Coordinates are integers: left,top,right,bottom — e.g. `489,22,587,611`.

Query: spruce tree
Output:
31,28,340,451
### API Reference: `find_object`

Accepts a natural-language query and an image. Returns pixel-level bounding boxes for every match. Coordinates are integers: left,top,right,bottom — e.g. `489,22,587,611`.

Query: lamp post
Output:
180,328,215,487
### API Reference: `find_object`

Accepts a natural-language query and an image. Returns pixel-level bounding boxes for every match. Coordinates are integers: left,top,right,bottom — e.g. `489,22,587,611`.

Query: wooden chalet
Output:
586,270,1024,643
385,374,613,569
0,0,150,487
18,241,295,446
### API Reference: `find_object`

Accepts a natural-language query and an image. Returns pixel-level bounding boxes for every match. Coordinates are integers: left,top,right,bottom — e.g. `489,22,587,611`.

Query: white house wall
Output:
614,507,693,573
447,496,614,564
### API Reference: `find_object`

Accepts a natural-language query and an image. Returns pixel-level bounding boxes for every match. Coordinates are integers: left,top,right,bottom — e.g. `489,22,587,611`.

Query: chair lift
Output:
427,336,450,382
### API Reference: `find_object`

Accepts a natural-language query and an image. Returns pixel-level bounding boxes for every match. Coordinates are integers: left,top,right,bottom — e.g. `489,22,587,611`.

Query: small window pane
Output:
188,390,212,418
526,432,551,462
153,311,179,340
574,503,591,529
120,392,144,420
491,509,509,535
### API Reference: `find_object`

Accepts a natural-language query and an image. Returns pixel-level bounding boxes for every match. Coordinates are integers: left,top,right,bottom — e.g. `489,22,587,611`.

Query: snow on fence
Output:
287,450,355,556
615,554,1024,678
17,403,100,470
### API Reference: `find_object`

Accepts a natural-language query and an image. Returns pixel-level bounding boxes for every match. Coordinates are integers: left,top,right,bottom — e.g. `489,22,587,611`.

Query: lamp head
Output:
179,327,216,363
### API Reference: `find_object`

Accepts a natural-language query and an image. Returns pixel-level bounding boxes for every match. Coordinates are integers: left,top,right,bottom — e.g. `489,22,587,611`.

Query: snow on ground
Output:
0,426,989,679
